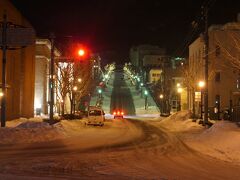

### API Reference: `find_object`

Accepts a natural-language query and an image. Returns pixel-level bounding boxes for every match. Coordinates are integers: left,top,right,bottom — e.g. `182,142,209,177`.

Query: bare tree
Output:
73,62,93,111
215,30,240,70
182,61,203,118
55,60,73,115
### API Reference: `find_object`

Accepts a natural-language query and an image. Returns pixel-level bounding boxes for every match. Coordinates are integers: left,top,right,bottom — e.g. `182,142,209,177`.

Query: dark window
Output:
215,95,220,103
89,110,102,116
216,45,220,57
215,72,221,82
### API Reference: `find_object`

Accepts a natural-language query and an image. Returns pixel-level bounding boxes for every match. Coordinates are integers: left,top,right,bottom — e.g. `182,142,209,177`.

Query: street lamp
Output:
73,86,77,114
177,87,183,111
198,81,205,88
73,86,78,91
198,81,205,119
177,87,183,93
98,89,102,98
159,94,164,99
78,78,82,83
140,83,144,97
160,94,164,115
144,90,148,110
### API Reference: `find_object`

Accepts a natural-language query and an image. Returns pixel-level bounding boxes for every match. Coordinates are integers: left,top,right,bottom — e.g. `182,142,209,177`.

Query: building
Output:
0,0,36,120
189,18,240,119
91,54,102,80
130,45,166,82
35,39,61,115
149,57,187,113
130,44,166,68
149,69,162,83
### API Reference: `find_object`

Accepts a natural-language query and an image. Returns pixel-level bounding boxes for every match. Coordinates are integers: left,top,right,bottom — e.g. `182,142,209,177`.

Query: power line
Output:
174,0,216,57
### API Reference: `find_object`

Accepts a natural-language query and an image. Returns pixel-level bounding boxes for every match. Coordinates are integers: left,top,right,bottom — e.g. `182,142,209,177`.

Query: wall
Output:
0,0,35,120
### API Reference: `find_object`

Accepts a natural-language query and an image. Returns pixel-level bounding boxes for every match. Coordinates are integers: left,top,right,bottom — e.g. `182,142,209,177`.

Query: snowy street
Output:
1,116,240,179
1,68,240,179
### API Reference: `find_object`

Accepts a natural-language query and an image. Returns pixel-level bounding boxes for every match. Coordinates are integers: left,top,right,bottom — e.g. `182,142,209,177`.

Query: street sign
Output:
195,91,201,102
0,27,35,46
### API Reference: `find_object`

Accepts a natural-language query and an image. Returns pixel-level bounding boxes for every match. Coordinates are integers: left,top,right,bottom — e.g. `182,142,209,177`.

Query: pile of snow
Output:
5,117,43,127
157,110,202,132
186,121,240,164
17,121,50,128
0,122,65,145
0,116,143,149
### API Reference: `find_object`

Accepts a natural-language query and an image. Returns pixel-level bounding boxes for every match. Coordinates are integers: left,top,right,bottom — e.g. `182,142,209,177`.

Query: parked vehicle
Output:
86,106,105,126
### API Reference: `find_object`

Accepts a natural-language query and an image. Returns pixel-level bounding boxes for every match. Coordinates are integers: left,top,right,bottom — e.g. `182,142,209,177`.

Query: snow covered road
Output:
1,118,240,179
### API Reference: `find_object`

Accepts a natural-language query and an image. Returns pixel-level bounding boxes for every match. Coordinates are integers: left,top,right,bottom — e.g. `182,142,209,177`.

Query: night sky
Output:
11,0,240,63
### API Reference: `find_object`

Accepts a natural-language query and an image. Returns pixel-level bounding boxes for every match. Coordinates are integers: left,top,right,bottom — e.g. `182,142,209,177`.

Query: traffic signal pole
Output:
49,33,55,122
203,7,209,126
1,13,7,127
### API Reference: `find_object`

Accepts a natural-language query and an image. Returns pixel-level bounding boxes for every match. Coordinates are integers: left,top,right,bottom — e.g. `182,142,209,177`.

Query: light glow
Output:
78,78,82,83
177,87,183,93
78,49,85,56
198,81,205,88
73,86,78,91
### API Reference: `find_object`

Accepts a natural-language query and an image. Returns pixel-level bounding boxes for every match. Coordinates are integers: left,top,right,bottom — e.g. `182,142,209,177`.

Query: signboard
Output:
195,91,201,102
0,27,35,46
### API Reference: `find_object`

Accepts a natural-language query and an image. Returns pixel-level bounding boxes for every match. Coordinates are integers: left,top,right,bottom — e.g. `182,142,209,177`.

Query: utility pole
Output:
49,33,55,122
1,13,7,127
144,90,148,110
203,7,209,126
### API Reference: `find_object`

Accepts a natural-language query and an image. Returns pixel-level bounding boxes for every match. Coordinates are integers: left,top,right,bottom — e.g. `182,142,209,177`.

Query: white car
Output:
86,106,105,126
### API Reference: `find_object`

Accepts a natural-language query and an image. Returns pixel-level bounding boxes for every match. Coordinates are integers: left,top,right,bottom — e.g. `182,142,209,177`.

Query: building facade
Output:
0,0,36,120
35,39,61,115
130,45,165,67
189,20,240,119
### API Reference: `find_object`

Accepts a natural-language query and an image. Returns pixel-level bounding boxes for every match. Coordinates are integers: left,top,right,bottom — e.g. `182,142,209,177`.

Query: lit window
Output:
237,79,240,90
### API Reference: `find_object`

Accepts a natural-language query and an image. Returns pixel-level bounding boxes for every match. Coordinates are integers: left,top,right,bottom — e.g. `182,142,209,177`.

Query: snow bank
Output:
0,123,65,145
0,117,142,149
186,121,240,164
17,121,50,128
157,110,202,132
5,117,43,127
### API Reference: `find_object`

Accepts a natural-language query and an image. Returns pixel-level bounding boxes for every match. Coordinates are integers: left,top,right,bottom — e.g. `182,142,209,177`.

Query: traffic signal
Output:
75,46,90,62
78,49,85,57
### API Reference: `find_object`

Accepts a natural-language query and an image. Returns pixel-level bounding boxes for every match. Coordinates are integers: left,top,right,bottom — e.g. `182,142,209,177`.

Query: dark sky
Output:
11,0,240,63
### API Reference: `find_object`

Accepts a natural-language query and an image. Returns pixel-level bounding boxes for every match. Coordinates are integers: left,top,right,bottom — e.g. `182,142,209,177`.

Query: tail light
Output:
113,112,116,115
121,112,124,115
117,111,120,115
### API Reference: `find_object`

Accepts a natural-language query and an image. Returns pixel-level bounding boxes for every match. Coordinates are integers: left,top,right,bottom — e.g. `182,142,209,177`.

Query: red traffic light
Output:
78,49,85,57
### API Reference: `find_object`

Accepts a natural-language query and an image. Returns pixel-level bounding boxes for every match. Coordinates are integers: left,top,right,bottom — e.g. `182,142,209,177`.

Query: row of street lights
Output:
124,65,149,110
